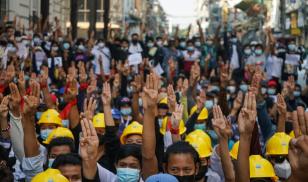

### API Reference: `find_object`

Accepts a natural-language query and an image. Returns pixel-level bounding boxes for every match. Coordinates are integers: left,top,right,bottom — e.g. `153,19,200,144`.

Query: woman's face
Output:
165,153,198,177
116,156,141,170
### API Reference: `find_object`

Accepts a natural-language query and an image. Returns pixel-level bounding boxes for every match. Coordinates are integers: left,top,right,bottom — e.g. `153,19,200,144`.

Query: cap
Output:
267,80,278,87
145,174,179,182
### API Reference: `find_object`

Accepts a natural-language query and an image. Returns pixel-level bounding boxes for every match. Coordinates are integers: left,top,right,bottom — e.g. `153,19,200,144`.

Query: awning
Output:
66,22,120,29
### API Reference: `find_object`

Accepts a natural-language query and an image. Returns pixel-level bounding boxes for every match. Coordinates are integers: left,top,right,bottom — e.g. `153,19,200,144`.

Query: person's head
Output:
265,97,276,120
156,36,163,47
51,42,60,53
164,141,200,181
119,97,132,116
190,106,208,131
243,44,252,56
131,33,139,44
226,79,237,98
265,133,292,180
38,109,63,140
52,153,82,182
186,40,194,52
120,121,143,145
185,130,212,181
255,44,264,56
287,40,296,52
32,168,69,182
96,38,105,48
157,98,169,118
147,37,154,48
249,155,278,182
5,26,14,37
121,38,129,49
115,144,142,182
267,80,277,95
47,137,75,168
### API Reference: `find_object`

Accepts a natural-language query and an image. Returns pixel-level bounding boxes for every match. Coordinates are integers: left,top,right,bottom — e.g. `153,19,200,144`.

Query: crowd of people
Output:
0,16,308,182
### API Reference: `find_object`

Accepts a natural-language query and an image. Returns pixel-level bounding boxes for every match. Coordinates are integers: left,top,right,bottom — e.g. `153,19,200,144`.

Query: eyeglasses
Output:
268,155,287,164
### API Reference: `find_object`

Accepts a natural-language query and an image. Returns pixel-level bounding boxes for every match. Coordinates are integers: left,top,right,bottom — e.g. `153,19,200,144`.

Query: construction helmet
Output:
159,97,168,105
159,117,186,135
37,109,62,126
230,141,239,159
289,130,295,138
185,129,212,158
31,168,69,182
43,127,75,144
93,113,105,128
249,155,278,181
265,132,291,156
190,105,208,120
120,121,143,144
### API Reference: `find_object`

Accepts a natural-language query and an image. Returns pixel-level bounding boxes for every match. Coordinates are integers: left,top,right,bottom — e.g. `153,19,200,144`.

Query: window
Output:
0,0,6,19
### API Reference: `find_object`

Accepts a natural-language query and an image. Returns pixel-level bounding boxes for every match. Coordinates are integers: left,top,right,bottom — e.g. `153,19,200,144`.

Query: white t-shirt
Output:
246,54,266,69
183,50,201,62
91,46,111,75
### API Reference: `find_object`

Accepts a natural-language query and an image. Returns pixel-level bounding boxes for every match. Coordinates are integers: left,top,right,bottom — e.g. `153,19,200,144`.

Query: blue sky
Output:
159,0,197,28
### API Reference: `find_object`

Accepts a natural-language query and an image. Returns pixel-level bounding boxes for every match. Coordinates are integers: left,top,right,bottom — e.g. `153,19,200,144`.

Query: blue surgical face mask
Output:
48,158,55,168
267,88,276,95
255,49,263,56
147,42,154,48
180,42,186,48
288,44,296,51
244,48,251,55
240,84,248,92
187,46,194,52
116,168,140,182
205,100,214,110
121,108,132,116
195,41,201,47
62,119,70,128
261,87,267,94
194,123,206,131
63,43,70,50
227,86,236,94
40,129,53,140
293,91,301,97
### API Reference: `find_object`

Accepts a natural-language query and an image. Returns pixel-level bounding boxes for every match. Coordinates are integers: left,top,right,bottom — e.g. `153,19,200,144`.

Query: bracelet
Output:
170,127,179,135
1,123,10,132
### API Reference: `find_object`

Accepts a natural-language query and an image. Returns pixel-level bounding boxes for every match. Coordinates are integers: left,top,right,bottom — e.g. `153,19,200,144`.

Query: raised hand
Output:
288,107,308,180
39,66,49,85
66,79,78,102
23,81,40,115
181,79,189,97
167,84,176,112
233,91,243,112
220,63,229,88
78,62,87,83
286,76,295,96
171,104,183,129
196,90,206,112
212,105,232,139
131,75,142,93
101,82,111,105
8,83,21,114
142,73,159,109
87,79,97,96
276,93,287,115
17,71,26,96
5,64,15,83
237,93,257,135
0,96,9,119
190,63,200,83
80,118,99,161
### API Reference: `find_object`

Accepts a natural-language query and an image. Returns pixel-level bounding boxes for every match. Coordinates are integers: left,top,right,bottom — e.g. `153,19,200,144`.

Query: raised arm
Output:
212,105,235,182
101,82,115,126
131,75,143,123
142,73,159,179
197,20,205,44
186,24,192,41
276,93,287,132
22,81,41,157
39,66,56,109
170,104,184,143
0,96,10,139
236,93,257,182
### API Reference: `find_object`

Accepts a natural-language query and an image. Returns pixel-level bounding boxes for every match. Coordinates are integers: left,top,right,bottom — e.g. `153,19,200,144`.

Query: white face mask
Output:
274,159,291,179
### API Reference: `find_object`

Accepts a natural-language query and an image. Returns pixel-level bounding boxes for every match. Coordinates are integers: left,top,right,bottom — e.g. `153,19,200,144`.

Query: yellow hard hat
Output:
159,97,168,105
265,132,291,156
43,127,75,144
38,109,62,126
190,105,208,120
185,129,212,157
289,130,295,138
93,113,105,128
31,168,69,182
160,117,186,135
120,121,143,144
249,155,278,181
230,141,239,159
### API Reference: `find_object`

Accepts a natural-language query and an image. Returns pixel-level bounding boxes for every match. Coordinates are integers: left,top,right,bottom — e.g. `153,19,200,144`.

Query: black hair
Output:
265,97,275,110
163,141,200,165
51,153,82,169
122,38,129,44
115,144,142,166
47,137,75,155
131,33,139,37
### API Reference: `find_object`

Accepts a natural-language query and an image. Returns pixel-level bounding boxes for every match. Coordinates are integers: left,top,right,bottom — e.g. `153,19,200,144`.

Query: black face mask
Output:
98,134,106,146
195,165,208,181
132,39,138,44
174,175,195,182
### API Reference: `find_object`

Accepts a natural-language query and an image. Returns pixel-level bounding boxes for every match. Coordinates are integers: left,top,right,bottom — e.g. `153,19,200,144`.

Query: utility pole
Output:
103,0,110,40
70,0,78,39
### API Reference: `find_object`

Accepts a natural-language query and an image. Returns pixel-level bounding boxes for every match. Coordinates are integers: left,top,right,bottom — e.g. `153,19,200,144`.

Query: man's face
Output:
58,164,82,182
49,145,71,159
116,156,141,170
165,153,198,176
125,134,143,145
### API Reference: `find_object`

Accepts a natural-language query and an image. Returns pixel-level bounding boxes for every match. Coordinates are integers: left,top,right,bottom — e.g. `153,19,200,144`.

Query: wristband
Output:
79,83,88,90
1,123,10,132
170,127,179,135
